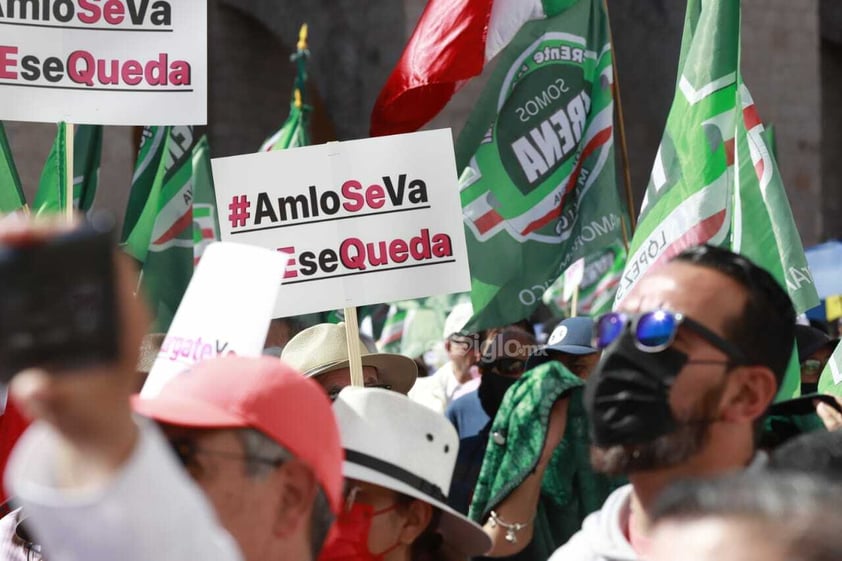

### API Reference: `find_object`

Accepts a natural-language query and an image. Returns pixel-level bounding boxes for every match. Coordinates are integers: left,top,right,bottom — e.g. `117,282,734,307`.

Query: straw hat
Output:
281,323,417,394
333,387,491,556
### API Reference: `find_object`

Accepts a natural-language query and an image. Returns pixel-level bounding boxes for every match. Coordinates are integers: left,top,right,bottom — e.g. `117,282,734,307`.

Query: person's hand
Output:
816,396,842,432
5,217,150,480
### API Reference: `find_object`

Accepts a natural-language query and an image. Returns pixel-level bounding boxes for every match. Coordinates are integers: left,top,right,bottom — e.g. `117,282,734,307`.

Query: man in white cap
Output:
409,302,481,413
320,386,492,561
282,322,417,400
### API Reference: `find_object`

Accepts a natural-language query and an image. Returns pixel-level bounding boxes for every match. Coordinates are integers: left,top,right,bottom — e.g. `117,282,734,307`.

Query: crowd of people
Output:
0,217,841,561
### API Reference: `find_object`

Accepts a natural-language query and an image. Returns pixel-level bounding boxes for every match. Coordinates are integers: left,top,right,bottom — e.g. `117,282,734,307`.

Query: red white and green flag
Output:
543,241,626,317
33,123,103,214
0,122,25,215
124,126,202,330
371,0,566,136
191,134,220,266
450,0,628,331
616,0,818,399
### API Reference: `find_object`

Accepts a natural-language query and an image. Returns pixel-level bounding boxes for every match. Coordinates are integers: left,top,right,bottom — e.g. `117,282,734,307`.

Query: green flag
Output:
615,0,818,400
33,122,68,214
0,122,25,214
458,0,627,332
125,126,201,330
259,24,311,151
191,134,220,265
33,123,103,214
73,125,103,211
122,126,169,242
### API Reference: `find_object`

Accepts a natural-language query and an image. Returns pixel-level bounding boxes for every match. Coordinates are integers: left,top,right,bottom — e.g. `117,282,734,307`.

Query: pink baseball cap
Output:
132,355,344,513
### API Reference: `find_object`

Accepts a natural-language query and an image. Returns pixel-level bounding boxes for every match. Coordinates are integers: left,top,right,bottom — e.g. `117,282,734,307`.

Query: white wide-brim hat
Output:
333,387,491,557
281,323,417,394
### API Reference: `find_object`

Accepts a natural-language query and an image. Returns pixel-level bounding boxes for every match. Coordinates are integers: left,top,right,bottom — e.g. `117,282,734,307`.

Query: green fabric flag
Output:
615,0,818,400
259,24,311,151
33,122,67,214
457,0,628,332
0,122,26,214
191,134,220,266
122,126,169,242
34,123,103,214
543,240,627,317
125,126,201,331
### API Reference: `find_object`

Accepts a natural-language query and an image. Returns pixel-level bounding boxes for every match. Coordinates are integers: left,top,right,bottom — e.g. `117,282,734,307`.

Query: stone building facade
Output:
4,0,840,245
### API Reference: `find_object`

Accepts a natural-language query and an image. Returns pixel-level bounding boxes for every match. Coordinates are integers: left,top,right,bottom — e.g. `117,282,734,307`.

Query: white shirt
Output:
5,420,243,561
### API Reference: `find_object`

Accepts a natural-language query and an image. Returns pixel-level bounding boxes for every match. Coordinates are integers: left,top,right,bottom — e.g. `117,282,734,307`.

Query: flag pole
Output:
65,122,74,222
344,306,365,387
571,285,580,318
602,0,636,232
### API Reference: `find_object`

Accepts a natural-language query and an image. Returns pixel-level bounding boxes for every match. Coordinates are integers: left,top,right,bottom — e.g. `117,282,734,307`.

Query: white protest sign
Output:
0,0,206,125
212,128,471,318
562,257,585,302
141,242,286,397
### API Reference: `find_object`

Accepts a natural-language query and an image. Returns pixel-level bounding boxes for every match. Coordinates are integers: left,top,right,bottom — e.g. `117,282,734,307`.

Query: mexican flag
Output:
371,0,565,136
0,122,25,214
124,126,202,330
33,123,103,214
457,0,628,331
616,0,818,399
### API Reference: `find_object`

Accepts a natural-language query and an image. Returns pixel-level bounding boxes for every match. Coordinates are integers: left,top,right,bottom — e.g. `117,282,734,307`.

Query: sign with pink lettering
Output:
140,242,287,397
0,0,206,124
212,129,471,318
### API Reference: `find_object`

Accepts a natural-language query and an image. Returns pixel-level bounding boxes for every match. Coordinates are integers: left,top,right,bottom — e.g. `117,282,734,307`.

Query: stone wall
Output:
3,0,835,246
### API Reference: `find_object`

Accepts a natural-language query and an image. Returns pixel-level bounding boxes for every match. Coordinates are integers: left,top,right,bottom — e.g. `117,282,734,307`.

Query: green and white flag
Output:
33,123,103,214
615,0,818,400
458,0,628,332
122,126,169,242
125,126,201,331
0,122,25,214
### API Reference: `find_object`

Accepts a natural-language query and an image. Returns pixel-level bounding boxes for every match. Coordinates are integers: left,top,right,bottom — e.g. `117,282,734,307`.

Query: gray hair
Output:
236,428,334,557
652,472,842,561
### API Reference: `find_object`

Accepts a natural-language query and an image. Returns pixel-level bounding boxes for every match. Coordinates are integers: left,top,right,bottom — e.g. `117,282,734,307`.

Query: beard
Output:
590,379,726,475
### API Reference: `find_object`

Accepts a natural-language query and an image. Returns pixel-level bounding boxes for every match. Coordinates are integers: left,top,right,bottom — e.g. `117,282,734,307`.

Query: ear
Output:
719,365,777,423
273,460,319,538
398,500,434,545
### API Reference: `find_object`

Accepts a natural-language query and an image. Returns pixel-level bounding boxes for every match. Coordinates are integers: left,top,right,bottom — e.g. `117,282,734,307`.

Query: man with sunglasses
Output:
549,244,795,561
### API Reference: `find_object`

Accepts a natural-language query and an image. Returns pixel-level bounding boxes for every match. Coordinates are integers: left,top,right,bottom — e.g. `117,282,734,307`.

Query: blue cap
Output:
543,317,597,355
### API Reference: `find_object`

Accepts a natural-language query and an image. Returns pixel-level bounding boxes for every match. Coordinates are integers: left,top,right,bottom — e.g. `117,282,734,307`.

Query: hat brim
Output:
305,354,417,394
343,461,491,557
132,394,248,429
544,343,599,355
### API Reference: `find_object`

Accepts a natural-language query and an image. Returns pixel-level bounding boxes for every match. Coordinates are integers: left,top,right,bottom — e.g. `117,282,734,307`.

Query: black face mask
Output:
478,371,518,417
801,382,819,395
584,328,689,447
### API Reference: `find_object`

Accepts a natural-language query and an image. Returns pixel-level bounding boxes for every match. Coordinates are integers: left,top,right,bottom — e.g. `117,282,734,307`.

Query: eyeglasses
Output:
328,383,392,402
595,310,749,364
168,437,285,478
488,357,526,377
801,359,824,374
